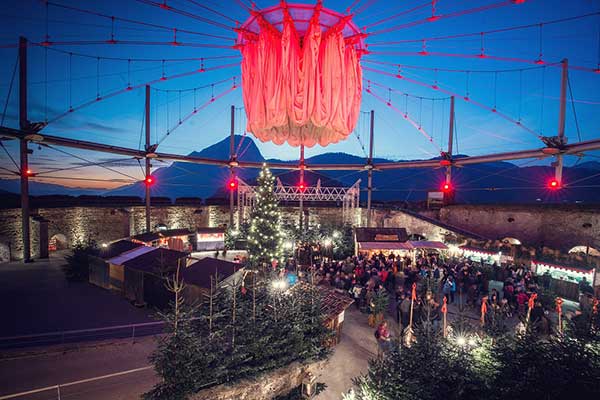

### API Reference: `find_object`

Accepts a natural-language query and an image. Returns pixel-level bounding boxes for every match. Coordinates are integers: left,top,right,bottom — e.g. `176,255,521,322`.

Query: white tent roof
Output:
107,245,156,265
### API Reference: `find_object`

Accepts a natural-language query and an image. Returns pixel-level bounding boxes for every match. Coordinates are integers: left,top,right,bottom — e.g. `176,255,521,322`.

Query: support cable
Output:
45,63,240,125
567,74,583,143
363,2,430,29
133,0,233,31
156,81,239,146
46,1,233,40
369,12,600,45
42,144,141,180
364,65,542,139
368,0,516,36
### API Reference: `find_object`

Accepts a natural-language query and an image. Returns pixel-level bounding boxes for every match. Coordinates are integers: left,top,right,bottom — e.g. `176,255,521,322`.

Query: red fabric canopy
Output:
358,242,414,251
237,2,366,147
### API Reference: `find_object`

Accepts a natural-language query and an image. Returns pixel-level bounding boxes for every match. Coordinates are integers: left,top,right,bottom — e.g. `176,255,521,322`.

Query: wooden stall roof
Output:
122,248,188,276
291,282,354,322
107,245,156,266
197,227,226,234
183,257,243,289
99,240,142,259
160,228,194,238
358,242,413,250
354,227,408,243
409,240,448,250
131,232,161,243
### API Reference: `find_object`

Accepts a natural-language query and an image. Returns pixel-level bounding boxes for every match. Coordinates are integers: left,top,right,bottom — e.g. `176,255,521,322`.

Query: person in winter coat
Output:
375,321,392,353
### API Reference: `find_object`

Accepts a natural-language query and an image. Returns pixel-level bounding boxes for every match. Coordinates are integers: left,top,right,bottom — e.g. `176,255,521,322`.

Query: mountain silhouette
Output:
1,135,599,204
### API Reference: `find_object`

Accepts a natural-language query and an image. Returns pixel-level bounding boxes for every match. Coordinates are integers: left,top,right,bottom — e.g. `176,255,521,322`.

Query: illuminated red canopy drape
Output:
236,1,366,147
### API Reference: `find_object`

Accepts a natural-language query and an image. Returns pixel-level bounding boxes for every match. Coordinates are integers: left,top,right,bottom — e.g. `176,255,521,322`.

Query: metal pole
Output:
555,59,568,184
19,36,31,262
299,144,304,232
366,110,374,227
229,105,235,229
446,96,455,184
145,85,151,233
445,96,455,205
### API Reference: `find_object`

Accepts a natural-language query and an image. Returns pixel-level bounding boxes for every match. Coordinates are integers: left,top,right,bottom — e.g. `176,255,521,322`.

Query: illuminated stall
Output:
459,246,501,264
354,228,411,258
196,227,226,251
532,260,595,285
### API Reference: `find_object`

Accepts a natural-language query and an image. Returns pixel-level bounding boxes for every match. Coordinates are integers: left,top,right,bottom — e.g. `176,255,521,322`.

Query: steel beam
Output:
2,126,600,171
145,85,151,233
366,110,374,228
19,37,31,262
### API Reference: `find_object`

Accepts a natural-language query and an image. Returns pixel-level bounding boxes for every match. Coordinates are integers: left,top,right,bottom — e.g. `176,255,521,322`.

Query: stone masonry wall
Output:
1,203,599,261
190,359,327,400
440,205,600,251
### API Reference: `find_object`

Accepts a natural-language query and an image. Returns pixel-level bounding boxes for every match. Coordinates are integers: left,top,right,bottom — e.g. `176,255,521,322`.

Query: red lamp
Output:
298,181,307,192
144,176,155,186
547,178,561,190
441,182,452,193
227,177,238,190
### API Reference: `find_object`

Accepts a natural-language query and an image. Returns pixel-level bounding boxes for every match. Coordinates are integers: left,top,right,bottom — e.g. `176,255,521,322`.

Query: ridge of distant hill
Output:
1,135,599,204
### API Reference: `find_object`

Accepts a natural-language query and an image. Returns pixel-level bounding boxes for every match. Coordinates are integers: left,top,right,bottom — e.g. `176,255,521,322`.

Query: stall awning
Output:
409,241,448,250
532,260,594,274
459,246,498,256
358,242,414,250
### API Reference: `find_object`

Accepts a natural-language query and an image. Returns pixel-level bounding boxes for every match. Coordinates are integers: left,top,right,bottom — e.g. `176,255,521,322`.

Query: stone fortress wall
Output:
0,203,598,261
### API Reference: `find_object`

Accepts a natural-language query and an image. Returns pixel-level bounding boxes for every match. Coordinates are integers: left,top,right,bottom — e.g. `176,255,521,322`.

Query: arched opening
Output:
49,234,68,252
568,245,600,257
408,233,426,241
502,237,522,245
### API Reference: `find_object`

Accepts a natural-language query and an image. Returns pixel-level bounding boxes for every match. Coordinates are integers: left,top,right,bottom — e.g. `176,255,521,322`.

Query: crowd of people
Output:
284,249,599,351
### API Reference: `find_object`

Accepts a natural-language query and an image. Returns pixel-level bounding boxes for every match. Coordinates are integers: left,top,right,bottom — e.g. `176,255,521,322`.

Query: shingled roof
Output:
354,227,408,243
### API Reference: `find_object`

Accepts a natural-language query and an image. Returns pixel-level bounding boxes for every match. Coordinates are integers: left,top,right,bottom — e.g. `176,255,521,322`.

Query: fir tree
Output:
247,163,284,267
144,267,202,400
349,306,486,400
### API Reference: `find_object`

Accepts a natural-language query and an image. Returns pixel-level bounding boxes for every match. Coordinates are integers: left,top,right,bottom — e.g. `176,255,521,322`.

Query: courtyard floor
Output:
0,253,154,338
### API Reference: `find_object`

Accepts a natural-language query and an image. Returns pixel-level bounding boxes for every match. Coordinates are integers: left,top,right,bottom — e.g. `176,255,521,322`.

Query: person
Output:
399,294,411,328
375,321,392,353
443,276,456,303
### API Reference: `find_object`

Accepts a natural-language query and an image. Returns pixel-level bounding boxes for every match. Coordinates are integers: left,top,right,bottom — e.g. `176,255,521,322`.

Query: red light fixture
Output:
144,176,155,186
227,178,238,191
441,182,452,192
547,178,561,190
298,181,307,192
24,169,34,177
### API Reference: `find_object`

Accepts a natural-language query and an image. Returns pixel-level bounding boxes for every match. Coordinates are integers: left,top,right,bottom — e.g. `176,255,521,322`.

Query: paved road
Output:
0,255,154,338
0,338,158,400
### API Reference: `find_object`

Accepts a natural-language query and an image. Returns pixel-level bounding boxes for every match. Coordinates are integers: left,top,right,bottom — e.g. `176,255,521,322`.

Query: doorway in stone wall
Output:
49,234,68,252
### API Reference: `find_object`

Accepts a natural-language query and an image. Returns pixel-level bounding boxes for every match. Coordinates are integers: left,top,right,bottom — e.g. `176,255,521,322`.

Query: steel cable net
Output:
236,1,367,147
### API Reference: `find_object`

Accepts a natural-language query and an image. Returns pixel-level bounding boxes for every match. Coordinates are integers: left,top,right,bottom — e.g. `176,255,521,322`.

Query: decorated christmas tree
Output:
247,163,284,267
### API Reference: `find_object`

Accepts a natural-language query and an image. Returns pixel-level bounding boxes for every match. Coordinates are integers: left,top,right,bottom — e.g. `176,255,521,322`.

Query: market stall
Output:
459,246,502,264
196,228,226,251
354,227,411,258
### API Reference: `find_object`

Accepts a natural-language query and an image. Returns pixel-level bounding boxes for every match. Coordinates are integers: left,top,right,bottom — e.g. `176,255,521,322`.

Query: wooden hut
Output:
354,227,410,257
89,240,143,289
181,257,245,302
121,248,189,308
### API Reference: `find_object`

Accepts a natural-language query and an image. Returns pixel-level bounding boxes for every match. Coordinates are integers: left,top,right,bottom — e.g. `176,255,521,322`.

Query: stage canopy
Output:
236,1,366,147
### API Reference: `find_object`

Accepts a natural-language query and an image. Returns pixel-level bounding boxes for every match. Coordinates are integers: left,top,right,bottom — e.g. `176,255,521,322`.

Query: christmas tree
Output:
247,163,284,267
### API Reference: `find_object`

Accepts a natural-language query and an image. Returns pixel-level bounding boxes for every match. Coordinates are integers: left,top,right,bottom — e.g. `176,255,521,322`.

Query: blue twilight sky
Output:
0,0,599,188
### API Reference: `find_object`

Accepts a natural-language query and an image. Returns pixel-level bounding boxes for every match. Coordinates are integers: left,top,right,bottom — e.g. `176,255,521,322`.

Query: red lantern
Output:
144,176,155,187
227,178,238,191
547,178,561,190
